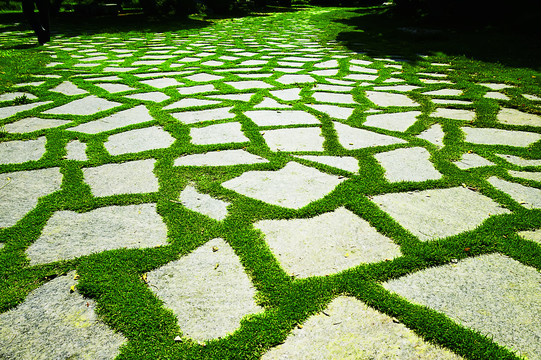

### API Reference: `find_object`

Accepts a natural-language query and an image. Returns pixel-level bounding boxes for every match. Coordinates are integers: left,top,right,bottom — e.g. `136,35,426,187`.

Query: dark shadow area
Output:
334,5,541,70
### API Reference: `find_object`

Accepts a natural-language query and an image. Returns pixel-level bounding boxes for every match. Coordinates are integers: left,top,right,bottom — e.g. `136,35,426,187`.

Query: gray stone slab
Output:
0,272,126,360
0,92,38,102
223,162,344,209
163,98,221,110
179,185,230,221
190,122,248,145
431,108,476,121
49,81,88,96
95,83,135,93
372,187,510,241
364,111,421,132
263,297,462,360
104,126,175,156
375,147,442,182
487,176,541,209
261,127,324,152
523,94,541,101
0,137,46,164
497,108,541,127
4,117,70,133
206,93,255,102
314,60,338,68
172,107,235,124
255,207,401,278
0,101,52,119
416,123,445,148
333,121,407,149
432,99,473,105
244,110,319,126
479,83,513,90
177,84,216,95
269,88,301,101
485,92,510,101
102,66,138,73
305,104,354,120
313,92,355,104
351,59,373,66
225,81,272,90
185,73,224,82
383,254,541,360
174,149,268,167
373,85,421,92
68,105,153,134
254,98,291,109
495,154,541,167
313,84,353,93
65,140,87,161
350,65,378,73
310,69,339,76
518,229,541,245
83,159,158,197
508,170,541,182
344,74,378,81
147,238,263,342
463,127,541,147
0,168,62,228
43,96,121,116
276,74,316,85
125,92,170,102
140,78,183,89
423,89,462,96
201,60,224,66
365,91,418,107
453,153,495,169
294,155,359,173
26,204,167,265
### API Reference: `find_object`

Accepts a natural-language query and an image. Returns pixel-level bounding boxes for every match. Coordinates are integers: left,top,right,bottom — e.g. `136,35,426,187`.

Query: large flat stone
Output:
0,137,47,164
163,98,220,110
495,154,541,167
190,122,249,145
508,170,541,182
364,111,421,132
261,127,324,152
375,147,442,182
432,108,475,121
125,92,170,102
222,162,344,209
416,123,445,148
26,204,168,265
4,117,70,133
171,107,235,124
305,104,354,120
487,176,541,209
313,92,355,104
365,91,419,107
225,81,273,90
104,126,175,155
65,140,87,161
174,149,268,167
0,101,52,119
383,254,541,360
497,108,541,127
68,105,153,134
269,88,302,101
453,153,495,169
518,229,541,245
333,121,407,149
244,110,319,126
147,238,263,342
294,155,359,173
95,83,135,93
49,81,88,96
43,96,121,116
140,78,183,89
179,185,230,221
372,187,510,241
262,296,461,360
463,127,541,147
255,207,401,278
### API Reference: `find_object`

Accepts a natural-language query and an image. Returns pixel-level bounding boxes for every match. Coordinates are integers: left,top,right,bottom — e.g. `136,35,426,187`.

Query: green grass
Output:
0,4,540,359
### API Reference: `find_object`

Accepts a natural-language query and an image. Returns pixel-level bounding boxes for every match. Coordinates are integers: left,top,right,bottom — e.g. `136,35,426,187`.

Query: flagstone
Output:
333,121,407,149
147,238,263,342
102,66,138,73
351,59,372,65
314,60,339,68
487,176,541,209
163,98,221,110
0,137,47,164
274,67,301,73
313,84,353,92
0,272,126,360
245,110,319,126
344,73,378,81
479,83,513,90
185,73,224,82
423,89,462,96
190,122,248,145
206,93,254,102
104,126,175,156
179,185,230,221
177,84,216,95
495,154,541,167
350,65,378,73
125,92,170,102
3,117,70,133
371,187,510,241
225,80,273,90
65,140,87,161
310,69,339,76
431,108,475,121
523,94,541,101
171,107,235,124
375,147,441,182
44,96,121,116
518,229,541,245
305,104,354,120
68,105,153,134
365,91,418,107
14,81,45,87
485,92,510,101
201,60,224,66
269,88,302,101
416,123,445,148
497,108,541,127
174,149,268,167
364,111,421,132
276,74,316,85
222,162,344,209
463,127,541,147
383,254,541,360
261,127,324,152
94,83,135,93
83,159,158,197
140,78,183,89
453,153,494,169
432,99,473,105
508,170,541,182
0,101,52,119
0,92,38,102
313,92,355,104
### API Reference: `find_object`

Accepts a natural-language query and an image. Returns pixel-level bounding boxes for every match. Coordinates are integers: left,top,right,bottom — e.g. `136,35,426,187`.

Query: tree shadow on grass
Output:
333,5,541,70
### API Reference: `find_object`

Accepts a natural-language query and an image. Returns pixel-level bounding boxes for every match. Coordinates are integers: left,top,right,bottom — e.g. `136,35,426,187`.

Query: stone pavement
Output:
0,8,540,360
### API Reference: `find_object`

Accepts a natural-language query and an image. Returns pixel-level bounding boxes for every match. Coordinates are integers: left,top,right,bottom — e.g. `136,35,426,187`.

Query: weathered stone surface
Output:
83,159,158,197
365,91,418,107
255,207,401,278
383,254,541,360
261,127,324,152
375,147,442,182
495,154,541,167
463,127,541,147
0,92,38,102
254,98,291,109
207,93,255,102
43,96,121,116
0,168,62,228
479,83,513,90
333,121,407,149
179,185,230,220
373,85,420,92
276,74,316,85
269,88,301,101
523,94,541,101
49,81,88,96
104,126,175,155
364,111,421,132
0,101,52,119
432,108,475,121
487,176,541,209
518,229,541,245
222,162,344,209
313,84,353,93
262,296,462,360
416,123,445,148
508,170,541,182
372,187,510,241
163,98,220,110
305,104,354,120
140,78,183,89
423,89,462,96
4,117,70,133
94,83,135,93
0,137,47,164
245,110,319,126
171,107,235,124
65,140,87,161
68,105,153,134
147,238,263,342
485,92,510,101
125,92,170,102
26,204,168,265
453,153,495,169
294,155,359,173
313,92,355,104
0,272,126,360
185,73,223,82
225,81,273,90
497,108,541,127
177,84,216,95
190,122,248,145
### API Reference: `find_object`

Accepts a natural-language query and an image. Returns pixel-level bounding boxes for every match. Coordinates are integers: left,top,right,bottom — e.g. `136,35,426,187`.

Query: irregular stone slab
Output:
261,127,324,152
383,254,541,360
201,60,224,66
102,66,138,73
423,89,462,96
163,98,220,110
68,105,153,134
479,83,513,90
375,147,442,182
463,127,541,147
276,74,315,85
372,187,510,241
269,88,301,101
485,92,510,101
373,85,420,92
179,185,230,221
177,84,216,95
140,78,183,89
0,92,38,102
0,272,126,360
305,104,354,120
333,121,407,150
523,94,541,101
174,149,268,167
43,96,121,116
225,81,273,90
65,140,87,161
95,83,135,93
125,92,169,102
453,153,495,169
365,91,418,107
190,122,248,145
104,126,175,156
27,204,167,265
294,155,359,173
132,60,165,66
497,108,541,127
49,81,88,96
147,238,263,342
432,108,475,121
313,84,353,93
185,73,223,82
314,59,338,68
364,111,420,132
416,123,445,148
83,159,158,197
0,101,52,119
222,162,344,209
495,154,541,167
206,93,255,102
518,229,541,245
255,207,400,278
0,137,46,164
344,74,378,81
508,170,541,182
313,92,355,104
350,65,378,73
262,296,461,360
432,99,473,105
4,117,70,133
171,107,235,124
351,59,373,66
0,168,62,228
487,176,541,209
244,110,319,126
254,98,291,109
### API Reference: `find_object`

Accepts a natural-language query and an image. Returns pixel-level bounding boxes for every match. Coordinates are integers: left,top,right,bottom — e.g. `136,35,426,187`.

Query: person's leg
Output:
35,0,50,44
22,0,41,36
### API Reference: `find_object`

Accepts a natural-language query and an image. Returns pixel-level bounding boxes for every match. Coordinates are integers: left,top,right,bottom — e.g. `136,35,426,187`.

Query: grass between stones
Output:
0,4,540,360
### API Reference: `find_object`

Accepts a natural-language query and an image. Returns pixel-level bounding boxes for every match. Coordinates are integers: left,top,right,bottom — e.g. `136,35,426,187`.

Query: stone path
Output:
0,7,540,360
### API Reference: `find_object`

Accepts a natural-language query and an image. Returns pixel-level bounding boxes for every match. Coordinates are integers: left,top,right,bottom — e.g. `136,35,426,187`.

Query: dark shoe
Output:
37,29,50,45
